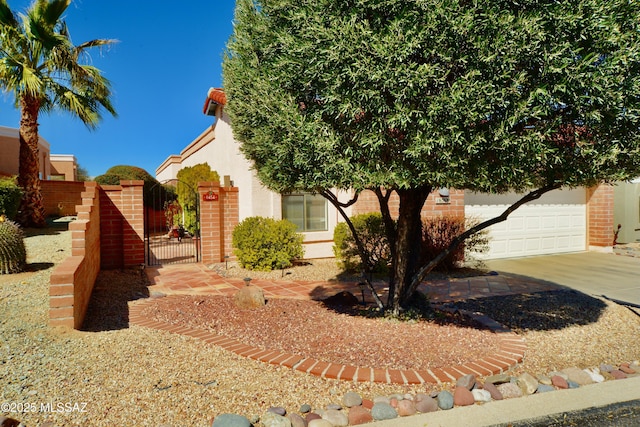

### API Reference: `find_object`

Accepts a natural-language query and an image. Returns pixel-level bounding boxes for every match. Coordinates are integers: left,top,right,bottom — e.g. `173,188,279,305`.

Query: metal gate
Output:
144,179,201,266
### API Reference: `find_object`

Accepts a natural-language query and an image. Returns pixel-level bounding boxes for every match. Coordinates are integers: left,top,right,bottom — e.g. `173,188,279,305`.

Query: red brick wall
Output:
352,188,465,219
198,182,239,264
40,180,85,217
587,184,614,248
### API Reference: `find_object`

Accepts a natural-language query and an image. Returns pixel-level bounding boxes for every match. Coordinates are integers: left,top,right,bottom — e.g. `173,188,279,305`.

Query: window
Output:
282,193,328,232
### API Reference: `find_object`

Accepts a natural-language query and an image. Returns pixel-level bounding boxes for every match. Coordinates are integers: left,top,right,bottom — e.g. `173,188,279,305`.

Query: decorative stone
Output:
371,402,398,420
567,380,580,389
233,285,265,309
268,407,287,416
308,420,332,427
561,367,594,386
620,363,637,374
373,396,390,405
453,386,475,406
482,381,503,400
343,391,362,408
322,409,348,426
262,411,292,427
548,371,568,380
600,364,615,373
212,413,252,427
362,399,374,410
299,404,312,414
456,374,476,390
305,413,322,423
287,413,306,427
323,291,359,307
583,367,605,383
517,372,539,395
0,418,21,427
415,395,438,413
437,390,454,410
551,375,569,389
497,382,523,399
536,374,552,385
326,403,342,411
472,389,492,403
348,406,373,425
611,370,628,380
389,397,398,408
536,384,555,393
485,373,510,384
397,399,417,416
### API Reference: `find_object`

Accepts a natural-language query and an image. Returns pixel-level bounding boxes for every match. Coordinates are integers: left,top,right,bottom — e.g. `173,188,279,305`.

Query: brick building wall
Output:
587,184,615,248
352,188,465,219
198,181,239,264
40,180,85,217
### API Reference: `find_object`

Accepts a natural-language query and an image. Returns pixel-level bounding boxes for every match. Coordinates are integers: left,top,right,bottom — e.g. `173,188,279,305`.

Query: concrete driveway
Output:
485,252,640,306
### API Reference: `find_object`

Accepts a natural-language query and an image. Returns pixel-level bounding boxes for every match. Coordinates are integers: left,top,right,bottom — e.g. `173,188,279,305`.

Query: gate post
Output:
198,181,239,264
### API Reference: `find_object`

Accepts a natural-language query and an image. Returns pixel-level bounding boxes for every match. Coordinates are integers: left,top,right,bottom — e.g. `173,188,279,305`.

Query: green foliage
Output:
232,216,304,271
333,213,390,273
0,218,26,274
0,177,22,220
176,164,220,233
420,216,489,272
94,165,162,207
76,165,90,182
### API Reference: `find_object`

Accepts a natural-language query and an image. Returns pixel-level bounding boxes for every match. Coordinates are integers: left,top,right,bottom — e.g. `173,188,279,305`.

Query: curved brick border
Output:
128,296,526,385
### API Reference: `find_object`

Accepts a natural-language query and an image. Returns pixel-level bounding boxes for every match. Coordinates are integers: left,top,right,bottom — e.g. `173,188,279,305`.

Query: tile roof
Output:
203,87,226,115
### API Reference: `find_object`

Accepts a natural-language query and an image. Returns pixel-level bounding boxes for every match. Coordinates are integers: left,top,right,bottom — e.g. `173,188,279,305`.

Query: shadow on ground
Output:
441,289,607,333
82,268,150,332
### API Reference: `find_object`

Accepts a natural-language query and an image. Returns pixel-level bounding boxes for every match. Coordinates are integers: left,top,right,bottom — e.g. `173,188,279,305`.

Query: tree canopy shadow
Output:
440,288,608,333
82,268,150,332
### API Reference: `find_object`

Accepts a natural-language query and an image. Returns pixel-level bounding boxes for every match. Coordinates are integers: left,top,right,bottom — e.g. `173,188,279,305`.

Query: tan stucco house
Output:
156,89,617,260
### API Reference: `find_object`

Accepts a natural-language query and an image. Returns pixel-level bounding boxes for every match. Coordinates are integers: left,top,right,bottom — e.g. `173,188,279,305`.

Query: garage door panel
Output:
465,189,586,259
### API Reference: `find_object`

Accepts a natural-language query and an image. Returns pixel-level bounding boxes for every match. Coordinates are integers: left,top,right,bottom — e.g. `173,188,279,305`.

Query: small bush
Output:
333,212,390,273
232,216,304,271
0,218,27,274
0,177,22,220
420,216,489,271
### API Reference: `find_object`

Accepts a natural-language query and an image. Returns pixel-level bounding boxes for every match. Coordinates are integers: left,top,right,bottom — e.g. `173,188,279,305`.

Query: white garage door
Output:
465,188,587,259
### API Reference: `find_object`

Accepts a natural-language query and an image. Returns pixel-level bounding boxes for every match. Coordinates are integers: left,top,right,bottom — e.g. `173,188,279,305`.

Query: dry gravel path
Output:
1,227,639,426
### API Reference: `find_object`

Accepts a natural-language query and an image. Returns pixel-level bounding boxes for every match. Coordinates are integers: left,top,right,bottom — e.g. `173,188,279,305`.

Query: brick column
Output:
120,180,145,267
198,182,239,264
587,184,614,250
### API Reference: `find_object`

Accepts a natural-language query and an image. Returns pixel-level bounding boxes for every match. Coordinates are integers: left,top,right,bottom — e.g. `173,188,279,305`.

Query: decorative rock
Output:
397,400,417,416
322,409,348,426
389,397,398,408
362,399,374,410
551,375,569,389
583,367,605,383
611,370,628,379
453,386,475,406
485,373,510,384
348,406,373,425
373,396,390,405
561,367,594,386
305,413,322,423
323,291,359,307
415,395,438,413
0,418,21,427
620,363,637,374
326,403,342,411
233,285,265,309
456,374,476,390
262,411,292,427
482,381,503,400
567,380,580,389
517,372,539,395
308,420,332,427
437,390,454,410
536,374,552,385
371,402,398,420
548,371,568,380
287,413,307,427
536,384,555,393
342,391,363,408
299,404,312,414
212,413,252,427
268,407,287,416
600,364,615,373
472,388,492,403
496,382,523,399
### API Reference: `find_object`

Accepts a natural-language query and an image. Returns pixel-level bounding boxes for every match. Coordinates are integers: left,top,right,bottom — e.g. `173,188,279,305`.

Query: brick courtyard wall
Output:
198,182,239,264
587,184,614,249
352,188,465,219
49,182,101,328
40,180,85,217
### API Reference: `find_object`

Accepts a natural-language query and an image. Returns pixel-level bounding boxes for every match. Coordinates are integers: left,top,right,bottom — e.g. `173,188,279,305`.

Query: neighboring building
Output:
614,178,640,244
156,89,615,260
0,126,77,181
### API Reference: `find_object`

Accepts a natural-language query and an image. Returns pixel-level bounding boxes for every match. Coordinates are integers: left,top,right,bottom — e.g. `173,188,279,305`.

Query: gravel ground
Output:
1,227,639,426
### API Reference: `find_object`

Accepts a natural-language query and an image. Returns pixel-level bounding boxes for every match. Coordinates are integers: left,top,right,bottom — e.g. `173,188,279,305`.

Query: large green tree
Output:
224,0,640,314
176,163,220,233
0,0,116,227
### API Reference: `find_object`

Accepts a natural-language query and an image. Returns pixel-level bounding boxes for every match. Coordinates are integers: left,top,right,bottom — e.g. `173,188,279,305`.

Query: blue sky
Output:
0,0,236,178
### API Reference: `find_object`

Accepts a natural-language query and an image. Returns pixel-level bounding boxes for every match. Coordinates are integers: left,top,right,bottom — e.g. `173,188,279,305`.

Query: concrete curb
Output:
367,376,640,426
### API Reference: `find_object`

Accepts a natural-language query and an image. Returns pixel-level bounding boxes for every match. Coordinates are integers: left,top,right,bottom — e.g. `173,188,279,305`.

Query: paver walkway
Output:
128,264,563,385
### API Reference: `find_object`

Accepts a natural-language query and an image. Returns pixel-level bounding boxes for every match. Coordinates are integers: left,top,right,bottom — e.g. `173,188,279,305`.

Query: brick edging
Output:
128,297,526,385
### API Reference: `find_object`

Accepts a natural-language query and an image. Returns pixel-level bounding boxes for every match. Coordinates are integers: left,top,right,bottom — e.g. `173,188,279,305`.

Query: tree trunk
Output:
16,94,46,228
388,186,431,314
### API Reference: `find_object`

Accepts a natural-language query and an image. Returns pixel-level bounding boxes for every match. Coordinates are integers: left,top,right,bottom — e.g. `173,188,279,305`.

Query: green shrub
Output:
232,216,304,271
420,216,489,271
94,165,166,208
0,218,27,274
0,177,22,220
333,212,390,273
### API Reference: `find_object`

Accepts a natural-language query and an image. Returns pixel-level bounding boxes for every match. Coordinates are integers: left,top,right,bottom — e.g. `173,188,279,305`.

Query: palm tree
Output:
0,0,116,227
